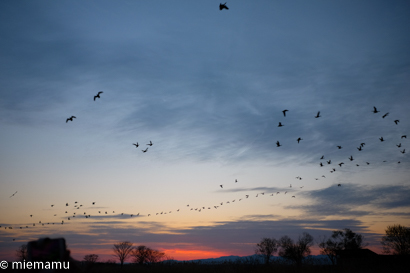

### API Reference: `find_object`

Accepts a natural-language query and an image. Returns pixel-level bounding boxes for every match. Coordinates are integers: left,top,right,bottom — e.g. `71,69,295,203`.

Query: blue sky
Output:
1,0,410,261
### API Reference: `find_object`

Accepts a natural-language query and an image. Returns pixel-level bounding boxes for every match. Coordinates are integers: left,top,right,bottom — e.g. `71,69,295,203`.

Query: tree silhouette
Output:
318,228,365,264
132,245,165,264
15,244,27,261
381,224,410,255
83,254,99,263
255,237,278,265
113,241,134,267
278,232,314,266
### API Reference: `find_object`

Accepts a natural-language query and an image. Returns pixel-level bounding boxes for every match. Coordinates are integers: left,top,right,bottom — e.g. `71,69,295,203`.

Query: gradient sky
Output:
1,0,410,262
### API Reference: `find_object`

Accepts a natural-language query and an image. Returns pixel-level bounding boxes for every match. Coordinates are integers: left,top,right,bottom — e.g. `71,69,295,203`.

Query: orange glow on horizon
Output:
162,248,232,261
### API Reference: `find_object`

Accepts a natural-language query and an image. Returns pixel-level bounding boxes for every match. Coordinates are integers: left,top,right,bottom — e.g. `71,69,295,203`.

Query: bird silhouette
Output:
282,110,288,117
320,155,324,159
147,141,153,146
276,141,282,147
401,135,407,139
394,120,399,124
357,146,362,151
379,137,384,142
219,2,228,10
235,179,238,183
278,122,284,127
327,160,331,164
397,143,401,148
220,185,223,188
338,162,344,167
349,156,354,161
315,111,321,118
297,137,303,143
94,91,103,101
401,149,406,154
133,143,139,148
372,106,380,113
382,113,389,118
337,146,342,149
338,184,341,187
360,143,365,147
142,148,148,153
66,116,76,123
9,191,17,198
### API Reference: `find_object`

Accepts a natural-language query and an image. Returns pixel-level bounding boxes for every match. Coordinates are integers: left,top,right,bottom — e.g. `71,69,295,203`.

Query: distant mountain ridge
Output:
181,254,332,265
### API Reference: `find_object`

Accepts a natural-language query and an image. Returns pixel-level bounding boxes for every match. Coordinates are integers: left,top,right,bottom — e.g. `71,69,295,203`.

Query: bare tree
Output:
255,237,278,265
113,241,134,267
381,224,410,255
318,228,366,264
132,245,165,264
278,232,314,266
83,254,99,263
15,244,27,261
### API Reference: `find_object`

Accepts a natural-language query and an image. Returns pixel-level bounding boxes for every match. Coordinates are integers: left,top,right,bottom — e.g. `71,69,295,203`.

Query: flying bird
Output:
401,135,407,139
394,120,399,125
372,106,380,113
357,146,362,151
276,141,282,147
349,156,354,161
320,155,324,160
278,122,284,127
147,141,153,146
337,146,342,149
94,91,103,101
379,137,384,142
401,149,406,154
327,160,331,164
297,137,303,143
397,143,401,148
219,2,228,10
133,143,139,148
282,110,288,117
142,148,148,153
66,116,76,123
315,111,321,118
338,184,341,187
220,185,223,188
382,113,389,118
9,191,17,198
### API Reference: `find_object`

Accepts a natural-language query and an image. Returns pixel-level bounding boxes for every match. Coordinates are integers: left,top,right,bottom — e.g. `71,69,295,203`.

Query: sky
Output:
1,0,410,262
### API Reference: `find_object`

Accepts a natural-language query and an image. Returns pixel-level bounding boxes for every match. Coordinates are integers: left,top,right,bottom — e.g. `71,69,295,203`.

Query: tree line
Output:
255,224,410,266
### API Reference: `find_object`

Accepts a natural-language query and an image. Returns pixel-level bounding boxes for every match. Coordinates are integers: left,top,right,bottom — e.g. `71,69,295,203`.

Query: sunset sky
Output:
1,0,410,262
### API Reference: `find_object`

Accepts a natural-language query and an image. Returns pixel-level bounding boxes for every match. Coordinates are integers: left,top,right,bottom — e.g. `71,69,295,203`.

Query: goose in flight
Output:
401,135,407,139
220,185,223,188
278,122,284,127
315,111,321,118
219,2,229,10
360,143,365,147
349,156,354,161
235,179,238,183
327,160,331,164
382,112,389,118
282,110,288,117
276,141,282,147
397,143,401,148
147,141,153,146
338,184,341,187
379,137,384,142
372,106,380,113
297,137,303,143
94,91,103,101
319,162,323,167
338,162,344,167
133,143,139,148
394,120,399,125
66,116,76,123
357,146,362,151
401,149,406,154
337,146,342,149
9,191,17,198
142,148,148,153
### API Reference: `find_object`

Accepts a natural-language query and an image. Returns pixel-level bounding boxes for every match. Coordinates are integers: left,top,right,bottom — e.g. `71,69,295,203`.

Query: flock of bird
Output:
4,102,407,239
3,3,408,242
